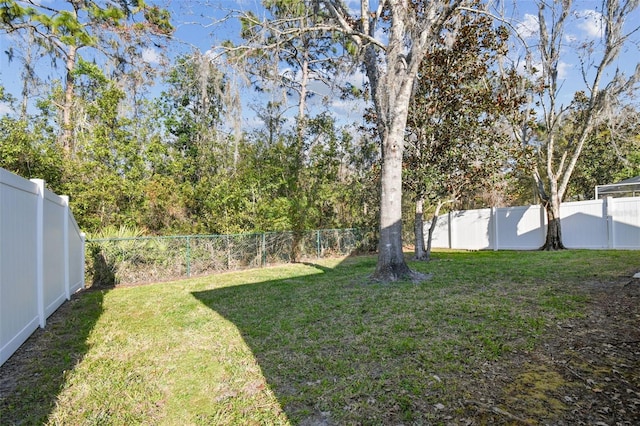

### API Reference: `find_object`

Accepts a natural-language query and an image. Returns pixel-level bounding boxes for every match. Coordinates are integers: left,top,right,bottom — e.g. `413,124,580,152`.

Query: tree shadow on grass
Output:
0,289,107,424
0,249,114,424
190,255,449,425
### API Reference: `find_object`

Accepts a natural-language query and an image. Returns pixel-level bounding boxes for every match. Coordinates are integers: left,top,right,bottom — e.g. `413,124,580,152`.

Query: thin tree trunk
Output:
425,214,437,261
425,199,450,261
61,44,77,154
19,28,37,120
289,47,310,263
414,197,426,260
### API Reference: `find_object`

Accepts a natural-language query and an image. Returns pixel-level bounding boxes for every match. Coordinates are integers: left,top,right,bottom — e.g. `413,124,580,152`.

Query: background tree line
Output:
1,1,639,276
0,54,379,235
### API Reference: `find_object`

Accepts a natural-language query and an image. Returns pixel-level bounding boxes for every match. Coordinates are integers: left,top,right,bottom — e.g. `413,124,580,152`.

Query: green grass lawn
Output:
1,250,638,425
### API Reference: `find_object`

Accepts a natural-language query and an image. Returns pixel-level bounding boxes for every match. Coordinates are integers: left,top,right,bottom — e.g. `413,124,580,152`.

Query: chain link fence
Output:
86,228,376,286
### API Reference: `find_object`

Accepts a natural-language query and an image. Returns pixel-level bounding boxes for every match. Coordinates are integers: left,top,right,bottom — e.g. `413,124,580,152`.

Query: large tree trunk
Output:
373,136,411,279
320,0,460,281
368,9,417,281
541,195,565,250
372,109,416,281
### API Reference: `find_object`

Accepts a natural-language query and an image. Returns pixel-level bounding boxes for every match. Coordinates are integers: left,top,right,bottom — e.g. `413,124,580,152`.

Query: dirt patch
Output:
455,277,640,425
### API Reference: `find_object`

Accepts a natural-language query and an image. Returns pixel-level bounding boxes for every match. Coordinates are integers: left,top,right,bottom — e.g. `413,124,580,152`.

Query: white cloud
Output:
0,102,12,116
515,14,539,39
342,67,367,89
516,59,540,79
515,58,573,84
574,9,604,38
557,61,572,80
565,34,578,43
345,0,362,15
141,48,162,64
328,97,366,122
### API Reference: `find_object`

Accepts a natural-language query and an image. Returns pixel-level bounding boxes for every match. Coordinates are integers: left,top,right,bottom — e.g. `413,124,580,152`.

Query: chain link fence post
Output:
186,236,191,278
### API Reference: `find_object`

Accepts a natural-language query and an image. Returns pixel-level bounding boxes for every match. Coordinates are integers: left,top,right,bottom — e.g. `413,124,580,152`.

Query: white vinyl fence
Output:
1,168,85,366
427,197,640,250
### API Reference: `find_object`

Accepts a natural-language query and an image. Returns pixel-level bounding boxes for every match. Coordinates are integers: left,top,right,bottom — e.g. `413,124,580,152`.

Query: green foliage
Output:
0,0,32,26
139,174,190,233
2,0,380,240
142,5,173,35
405,6,523,211
86,224,146,287
567,111,640,199
159,53,225,182
61,75,145,232
73,57,108,83
0,115,64,189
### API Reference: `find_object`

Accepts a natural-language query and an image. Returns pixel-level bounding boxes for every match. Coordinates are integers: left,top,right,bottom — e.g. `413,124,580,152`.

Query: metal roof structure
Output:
595,176,640,199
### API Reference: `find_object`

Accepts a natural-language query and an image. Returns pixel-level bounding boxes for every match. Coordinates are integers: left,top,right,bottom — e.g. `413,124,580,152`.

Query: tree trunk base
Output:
371,263,433,283
413,253,431,261
542,211,565,250
290,230,303,262
539,242,566,251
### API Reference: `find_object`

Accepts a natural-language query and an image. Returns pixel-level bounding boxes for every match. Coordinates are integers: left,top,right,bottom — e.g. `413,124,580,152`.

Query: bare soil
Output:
454,276,640,425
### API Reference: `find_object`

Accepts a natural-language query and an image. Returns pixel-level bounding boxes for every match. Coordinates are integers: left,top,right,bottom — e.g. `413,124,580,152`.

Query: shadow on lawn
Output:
0,251,115,424
190,255,443,425
192,258,353,425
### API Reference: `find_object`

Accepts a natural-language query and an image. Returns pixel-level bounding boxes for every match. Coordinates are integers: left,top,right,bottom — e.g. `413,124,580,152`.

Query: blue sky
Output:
1,1,639,125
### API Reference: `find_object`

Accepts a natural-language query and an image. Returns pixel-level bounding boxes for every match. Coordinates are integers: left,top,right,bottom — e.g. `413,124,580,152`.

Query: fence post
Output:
605,197,615,249
186,236,191,278
448,211,453,249
226,235,231,270
261,233,266,267
31,179,46,329
316,230,321,258
61,195,70,300
80,232,86,288
491,207,498,251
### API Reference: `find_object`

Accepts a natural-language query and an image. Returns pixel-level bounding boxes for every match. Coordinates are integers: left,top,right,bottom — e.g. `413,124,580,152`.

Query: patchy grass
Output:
1,250,638,425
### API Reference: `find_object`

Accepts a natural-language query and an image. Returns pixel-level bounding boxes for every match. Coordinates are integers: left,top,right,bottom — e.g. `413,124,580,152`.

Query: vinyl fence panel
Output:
612,197,640,249
68,213,85,294
43,187,67,317
451,208,492,250
429,213,451,249
427,197,640,251
560,200,608,249
0,170,40,367
495,205,545,250
1,169,85,366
